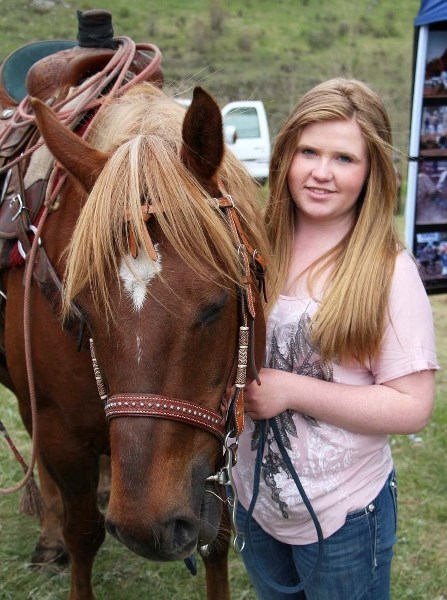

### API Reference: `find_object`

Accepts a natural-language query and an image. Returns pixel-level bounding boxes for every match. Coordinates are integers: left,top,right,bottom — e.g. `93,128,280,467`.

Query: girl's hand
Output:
244,368,294,419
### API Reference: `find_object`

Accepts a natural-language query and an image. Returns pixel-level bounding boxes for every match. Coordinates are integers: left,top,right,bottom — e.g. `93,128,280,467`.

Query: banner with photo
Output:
406,1,447,294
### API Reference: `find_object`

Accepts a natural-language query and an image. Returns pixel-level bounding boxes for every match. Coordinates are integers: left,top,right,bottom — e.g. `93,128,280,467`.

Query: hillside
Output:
0,0,421,154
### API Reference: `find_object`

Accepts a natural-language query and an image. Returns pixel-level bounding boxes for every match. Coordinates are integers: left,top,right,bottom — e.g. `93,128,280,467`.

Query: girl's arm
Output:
244,367,435,435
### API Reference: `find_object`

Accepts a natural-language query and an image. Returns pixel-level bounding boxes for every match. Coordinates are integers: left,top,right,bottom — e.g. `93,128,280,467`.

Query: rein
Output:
0,37,162,176
242,419,324,594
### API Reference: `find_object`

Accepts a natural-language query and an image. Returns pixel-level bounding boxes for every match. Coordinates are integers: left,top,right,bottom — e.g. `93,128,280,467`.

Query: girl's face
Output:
287,119,369,228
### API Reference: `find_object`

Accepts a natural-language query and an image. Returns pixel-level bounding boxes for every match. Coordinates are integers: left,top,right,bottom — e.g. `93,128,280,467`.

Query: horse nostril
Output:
172,518,197,551
104,514,198,559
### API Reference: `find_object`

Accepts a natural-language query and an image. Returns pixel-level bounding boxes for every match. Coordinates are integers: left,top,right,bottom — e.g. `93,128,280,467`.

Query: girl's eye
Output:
301,148,315,157
338,154,353,163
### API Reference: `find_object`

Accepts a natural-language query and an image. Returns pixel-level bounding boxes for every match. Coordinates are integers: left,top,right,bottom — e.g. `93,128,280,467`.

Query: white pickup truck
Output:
221,100,271,185
177,98,271,185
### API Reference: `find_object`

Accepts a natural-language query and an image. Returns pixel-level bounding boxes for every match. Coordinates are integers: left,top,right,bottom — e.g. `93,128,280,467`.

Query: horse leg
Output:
31,456,69,568
63,488,105,600
36,420,106,600
32,454,110,569
44,452,105,600
0,355,15,392
200,502,231,600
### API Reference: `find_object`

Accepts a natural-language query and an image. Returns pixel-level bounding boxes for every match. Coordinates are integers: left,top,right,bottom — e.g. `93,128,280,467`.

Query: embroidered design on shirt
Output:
252,309,333,518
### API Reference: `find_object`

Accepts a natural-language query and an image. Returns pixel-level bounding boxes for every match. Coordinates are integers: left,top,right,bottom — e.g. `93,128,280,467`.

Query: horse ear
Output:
30,97,109,192
181,87,224,191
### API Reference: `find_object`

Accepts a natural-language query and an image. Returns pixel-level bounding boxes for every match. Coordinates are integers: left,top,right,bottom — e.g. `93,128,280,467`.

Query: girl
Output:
233,78,438,600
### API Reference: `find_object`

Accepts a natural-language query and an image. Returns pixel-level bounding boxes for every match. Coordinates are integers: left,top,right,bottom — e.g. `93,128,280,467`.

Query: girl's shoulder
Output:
391,251,426,296
372,250,438,383
394,249,418,271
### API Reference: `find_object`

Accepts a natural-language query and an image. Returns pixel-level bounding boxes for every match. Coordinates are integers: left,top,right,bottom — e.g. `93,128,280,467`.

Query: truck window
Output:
223,108,260,139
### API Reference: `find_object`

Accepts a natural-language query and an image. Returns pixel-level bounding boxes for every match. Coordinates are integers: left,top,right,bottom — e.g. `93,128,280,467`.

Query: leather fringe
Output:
19,474,46,518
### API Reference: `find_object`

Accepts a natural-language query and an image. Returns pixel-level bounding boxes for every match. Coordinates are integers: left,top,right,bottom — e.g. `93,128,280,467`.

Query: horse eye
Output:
197,292,229,326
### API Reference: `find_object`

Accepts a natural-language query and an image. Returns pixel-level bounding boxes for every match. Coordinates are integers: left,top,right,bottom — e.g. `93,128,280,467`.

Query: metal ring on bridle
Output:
18,225,42,259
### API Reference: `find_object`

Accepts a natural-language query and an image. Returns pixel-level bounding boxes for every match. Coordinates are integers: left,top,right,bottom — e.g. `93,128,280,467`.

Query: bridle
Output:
90,191,266,550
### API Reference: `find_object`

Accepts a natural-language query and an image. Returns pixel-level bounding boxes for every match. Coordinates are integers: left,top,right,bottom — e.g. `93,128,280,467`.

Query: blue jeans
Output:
236,470,398,600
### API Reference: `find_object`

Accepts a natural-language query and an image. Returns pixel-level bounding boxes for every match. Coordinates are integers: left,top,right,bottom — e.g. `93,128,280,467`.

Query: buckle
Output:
17,225,42,259
211,194,234,209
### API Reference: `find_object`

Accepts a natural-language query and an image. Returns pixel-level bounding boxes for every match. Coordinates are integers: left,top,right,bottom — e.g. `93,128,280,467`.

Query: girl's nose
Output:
311,159,332,180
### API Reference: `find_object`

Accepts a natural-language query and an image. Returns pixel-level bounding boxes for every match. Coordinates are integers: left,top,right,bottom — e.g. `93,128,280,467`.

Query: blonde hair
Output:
266,78,403,363
62,83,268,319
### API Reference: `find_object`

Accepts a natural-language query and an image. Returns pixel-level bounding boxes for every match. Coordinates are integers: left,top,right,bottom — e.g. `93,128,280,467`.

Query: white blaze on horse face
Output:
119,249,162,312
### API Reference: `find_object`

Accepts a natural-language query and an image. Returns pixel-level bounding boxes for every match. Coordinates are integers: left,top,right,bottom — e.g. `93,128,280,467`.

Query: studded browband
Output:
104,394,226,440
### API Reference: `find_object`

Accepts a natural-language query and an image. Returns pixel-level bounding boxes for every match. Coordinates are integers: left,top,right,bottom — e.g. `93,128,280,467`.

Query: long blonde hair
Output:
266,78,403,363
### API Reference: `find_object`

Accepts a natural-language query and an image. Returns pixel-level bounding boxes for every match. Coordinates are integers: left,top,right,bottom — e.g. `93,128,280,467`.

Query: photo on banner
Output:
415,230,447,280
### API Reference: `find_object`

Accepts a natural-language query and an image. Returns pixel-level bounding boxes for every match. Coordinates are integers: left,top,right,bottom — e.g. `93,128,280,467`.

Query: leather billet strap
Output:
212,192,266,436
125,205,158,261
213,194,267,274
104,394,225,441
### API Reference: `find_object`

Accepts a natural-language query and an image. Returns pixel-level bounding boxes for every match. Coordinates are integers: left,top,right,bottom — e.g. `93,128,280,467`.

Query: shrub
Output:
209,0,225,35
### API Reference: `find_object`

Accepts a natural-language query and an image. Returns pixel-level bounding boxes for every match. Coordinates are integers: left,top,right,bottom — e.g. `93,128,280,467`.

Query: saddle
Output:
0,20,163,270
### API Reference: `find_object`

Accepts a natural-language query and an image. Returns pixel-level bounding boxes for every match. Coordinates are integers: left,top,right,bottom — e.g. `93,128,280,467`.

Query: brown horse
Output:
1,81,267,599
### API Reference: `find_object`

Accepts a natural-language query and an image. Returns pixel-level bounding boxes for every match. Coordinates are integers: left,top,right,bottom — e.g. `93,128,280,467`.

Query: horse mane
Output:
62,82,268,318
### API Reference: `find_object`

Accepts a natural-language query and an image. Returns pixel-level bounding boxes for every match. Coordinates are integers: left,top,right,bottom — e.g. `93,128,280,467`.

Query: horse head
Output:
31,83,267,562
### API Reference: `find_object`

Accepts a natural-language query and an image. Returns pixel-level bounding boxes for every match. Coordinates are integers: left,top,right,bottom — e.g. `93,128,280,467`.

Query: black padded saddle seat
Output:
1,40,77,103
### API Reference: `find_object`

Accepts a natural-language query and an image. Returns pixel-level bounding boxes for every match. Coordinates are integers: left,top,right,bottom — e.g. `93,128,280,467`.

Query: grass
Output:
390,294,447,599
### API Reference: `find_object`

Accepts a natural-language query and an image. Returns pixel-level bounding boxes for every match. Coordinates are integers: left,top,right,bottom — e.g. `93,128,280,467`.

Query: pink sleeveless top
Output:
233,252,439,544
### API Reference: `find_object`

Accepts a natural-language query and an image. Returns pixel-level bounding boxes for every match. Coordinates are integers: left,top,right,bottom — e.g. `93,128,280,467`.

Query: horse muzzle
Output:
105,484,222,560
106,511,201,560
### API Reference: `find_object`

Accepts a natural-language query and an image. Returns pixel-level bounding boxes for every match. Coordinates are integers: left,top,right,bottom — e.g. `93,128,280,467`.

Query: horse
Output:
0,70,268,599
